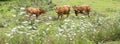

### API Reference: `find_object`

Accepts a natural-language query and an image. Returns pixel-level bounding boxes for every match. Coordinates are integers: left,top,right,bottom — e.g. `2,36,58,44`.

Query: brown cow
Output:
25,7,45,19
54,5,70,19
72,5,90,17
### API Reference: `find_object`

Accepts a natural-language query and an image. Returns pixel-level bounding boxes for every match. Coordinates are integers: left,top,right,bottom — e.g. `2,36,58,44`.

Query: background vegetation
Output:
0,0,120,44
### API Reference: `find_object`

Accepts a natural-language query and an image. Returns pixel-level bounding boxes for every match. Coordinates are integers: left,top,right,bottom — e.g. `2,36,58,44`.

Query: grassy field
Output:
0,0,120,44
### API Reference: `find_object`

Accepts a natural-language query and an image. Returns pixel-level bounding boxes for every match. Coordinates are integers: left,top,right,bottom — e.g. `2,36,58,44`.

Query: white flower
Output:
43,31,46,35
20,12,25,15
6,43,9,44
81,29,85,33
73,33,76,36
55,34,59,37
58,33,62,36
61,25,66,29
30,37,33,40
32,26,37,30
48,16,52,19
71,25,75,28
46,28,50,31
58,28,64,32
22,21,28,24
20,7,25,10
12,15,16,17
11,29,16,32
70,38,73,41
11,9,15,12
27,26,32,29
88,22,93,27
93,29,96,32
16,20,19,22
46,22,51,25
64,23,68,25
80,20,84,22
77,30,80,32
5,33,11,37
81,16,86,18
64,19,70,22
20,25,24,28
26,15,29,17
26,33,31,35
32,14,36,17
17,26,21,28
63,35,67,37
35,20,40,22
18,31,24,34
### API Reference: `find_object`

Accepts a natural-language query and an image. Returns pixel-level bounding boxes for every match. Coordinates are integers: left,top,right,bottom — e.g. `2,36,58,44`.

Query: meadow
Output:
0,0,120,44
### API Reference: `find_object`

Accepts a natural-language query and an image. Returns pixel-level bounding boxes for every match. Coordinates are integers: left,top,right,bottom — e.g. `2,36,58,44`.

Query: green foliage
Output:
0,0,120,44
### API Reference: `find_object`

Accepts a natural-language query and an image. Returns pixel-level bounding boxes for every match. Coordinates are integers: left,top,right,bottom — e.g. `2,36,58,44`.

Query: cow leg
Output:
66,12,70,18
80,11,83,14
75,10,78,16
86,10,90,17
66,14,69,18
58,14,60,19
87,12,90,17
36,13,40,19
27,13,32,20
60,14,63,19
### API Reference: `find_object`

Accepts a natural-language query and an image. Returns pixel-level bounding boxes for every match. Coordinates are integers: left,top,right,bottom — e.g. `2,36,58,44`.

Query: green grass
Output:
0,0,120,44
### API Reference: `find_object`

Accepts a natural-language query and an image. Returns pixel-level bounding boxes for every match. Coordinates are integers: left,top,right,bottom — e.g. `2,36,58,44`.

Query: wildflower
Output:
17,26,22,29
48,16,52,19
5,33,11,37
64,19,70,22
43,31,46,34
63,35,67,38
58,33,62,36
30,37,33,40
20,7,25,10
55,34,59,37
32,26,37,30
11,28,16,32
12,15,16,17
64,22,68,25
35,20,40,22
18,31,24,34
88,22,93,27
15,20,19,22
22,21,28,24
46,28,50,31
61,25,67,29
6,43,9,44
81,29,85,33
27,26,32,29
26,15,29,17
71,25,75,28
46,22,50,25
19,12,25,15
70,38,73,41
58,28,64,32
10,36,13,38
93,28,97,32
26,33,31,35
73,33,76,36
81,16,86,18
32,14,36,17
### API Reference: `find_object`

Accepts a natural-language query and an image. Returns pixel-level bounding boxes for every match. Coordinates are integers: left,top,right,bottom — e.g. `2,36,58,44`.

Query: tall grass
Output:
0,0,120,44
